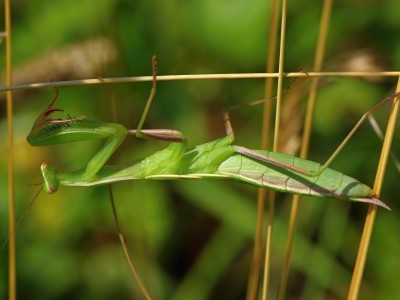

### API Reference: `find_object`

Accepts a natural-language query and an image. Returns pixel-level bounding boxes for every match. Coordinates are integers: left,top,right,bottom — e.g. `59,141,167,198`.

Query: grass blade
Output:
347,80,400,299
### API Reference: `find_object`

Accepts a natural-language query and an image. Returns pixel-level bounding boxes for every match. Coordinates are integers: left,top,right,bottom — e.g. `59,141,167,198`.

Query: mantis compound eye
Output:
40,162,59,194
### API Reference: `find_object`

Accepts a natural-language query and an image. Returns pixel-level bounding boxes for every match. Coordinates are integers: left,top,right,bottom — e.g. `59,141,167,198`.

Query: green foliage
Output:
1,0,400,299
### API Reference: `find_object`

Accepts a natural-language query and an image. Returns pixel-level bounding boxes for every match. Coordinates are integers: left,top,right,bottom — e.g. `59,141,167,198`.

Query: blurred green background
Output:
1,0,400,299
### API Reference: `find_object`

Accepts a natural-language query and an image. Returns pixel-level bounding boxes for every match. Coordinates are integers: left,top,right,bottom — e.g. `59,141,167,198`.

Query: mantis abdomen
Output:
217,150,386,208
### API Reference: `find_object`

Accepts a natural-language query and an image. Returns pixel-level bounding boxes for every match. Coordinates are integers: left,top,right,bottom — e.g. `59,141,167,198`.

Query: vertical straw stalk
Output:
277,1,333,299
245,0,280,299
347,79,400,299
261,0,287,298
5,0,16,299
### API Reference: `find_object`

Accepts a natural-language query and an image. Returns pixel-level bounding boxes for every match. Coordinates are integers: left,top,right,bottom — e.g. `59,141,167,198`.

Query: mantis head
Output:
40,162,59,194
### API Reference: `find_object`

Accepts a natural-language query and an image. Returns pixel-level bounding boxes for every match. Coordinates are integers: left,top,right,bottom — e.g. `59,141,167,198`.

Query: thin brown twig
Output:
108,186,152,300
1,71,400,93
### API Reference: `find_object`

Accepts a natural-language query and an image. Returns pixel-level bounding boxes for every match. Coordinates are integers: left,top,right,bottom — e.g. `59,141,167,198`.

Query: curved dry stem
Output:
108,186,152,300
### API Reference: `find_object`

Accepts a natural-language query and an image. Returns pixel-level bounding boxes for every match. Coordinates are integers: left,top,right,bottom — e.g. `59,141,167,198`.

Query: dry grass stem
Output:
246,0,280,298
261,0,288,298
5,0,16,299
347,78,400,299
277,1,333,299
1,71,400,93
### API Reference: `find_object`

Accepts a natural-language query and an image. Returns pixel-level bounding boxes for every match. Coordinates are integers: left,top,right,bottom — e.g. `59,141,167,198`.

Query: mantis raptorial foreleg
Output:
38,57,187,191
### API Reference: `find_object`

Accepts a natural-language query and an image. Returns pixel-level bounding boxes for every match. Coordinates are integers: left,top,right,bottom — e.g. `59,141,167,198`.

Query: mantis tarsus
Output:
27,57,396,298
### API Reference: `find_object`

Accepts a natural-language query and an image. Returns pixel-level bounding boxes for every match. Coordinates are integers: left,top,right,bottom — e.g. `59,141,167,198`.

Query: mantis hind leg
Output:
314,91,400,176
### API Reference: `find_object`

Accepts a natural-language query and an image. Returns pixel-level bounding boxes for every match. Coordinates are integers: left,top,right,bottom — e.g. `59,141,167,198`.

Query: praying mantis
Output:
27,71,392,210
26,57,397,299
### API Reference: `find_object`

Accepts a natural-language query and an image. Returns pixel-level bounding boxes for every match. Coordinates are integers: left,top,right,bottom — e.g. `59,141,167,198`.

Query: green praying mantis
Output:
26,58,398,299
27,70,394,210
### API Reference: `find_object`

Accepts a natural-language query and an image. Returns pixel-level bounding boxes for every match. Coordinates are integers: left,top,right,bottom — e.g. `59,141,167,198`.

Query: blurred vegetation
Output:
1,0,400,299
